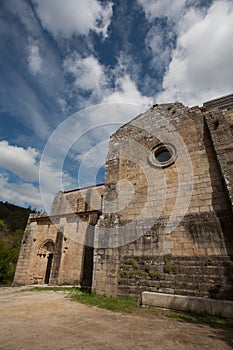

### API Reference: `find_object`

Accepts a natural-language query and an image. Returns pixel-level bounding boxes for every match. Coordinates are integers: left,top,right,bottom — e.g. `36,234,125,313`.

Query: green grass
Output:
213,117,221,127
125,258,139,269
70,290,138,313
166,311,233,330
30,286,138,313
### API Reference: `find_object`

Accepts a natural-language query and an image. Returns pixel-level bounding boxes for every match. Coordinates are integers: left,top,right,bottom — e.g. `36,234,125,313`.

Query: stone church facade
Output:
14,94,233,300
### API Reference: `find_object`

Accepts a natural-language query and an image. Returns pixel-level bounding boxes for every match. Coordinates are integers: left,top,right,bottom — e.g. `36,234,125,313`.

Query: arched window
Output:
38,240,55,257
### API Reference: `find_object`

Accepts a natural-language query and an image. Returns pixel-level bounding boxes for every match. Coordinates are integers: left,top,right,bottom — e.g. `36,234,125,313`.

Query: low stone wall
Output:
118,255,233,300
141,291,233,318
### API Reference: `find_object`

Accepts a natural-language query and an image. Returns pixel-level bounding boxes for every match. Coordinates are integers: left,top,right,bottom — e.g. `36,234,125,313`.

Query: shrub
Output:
213,117,221,127
125,258,139,269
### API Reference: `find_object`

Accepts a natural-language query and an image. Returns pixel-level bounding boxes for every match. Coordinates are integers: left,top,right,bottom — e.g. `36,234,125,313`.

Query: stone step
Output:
119,283,233,300
173,288,233,300
144,261,233,269
120,272,232,281
120,278,233,289
134,263,233,273
119,284,233,300
136,255,233,263
174,266,229,274
123,264,233,277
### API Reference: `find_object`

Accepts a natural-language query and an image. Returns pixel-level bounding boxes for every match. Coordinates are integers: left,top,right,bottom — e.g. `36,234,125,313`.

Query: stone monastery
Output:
14,94,233,301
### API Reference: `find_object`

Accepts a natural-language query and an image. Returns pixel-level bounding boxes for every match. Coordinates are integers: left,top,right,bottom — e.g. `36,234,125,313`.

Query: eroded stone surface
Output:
14,94,233,301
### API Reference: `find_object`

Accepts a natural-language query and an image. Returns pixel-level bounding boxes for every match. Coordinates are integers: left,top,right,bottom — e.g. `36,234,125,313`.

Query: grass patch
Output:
125,258,139,269
163,254,178,275
166,310,233,330
70,290,138,313
145,264,161,279
213,117,221,127
30,286,137,313
29,287,233,328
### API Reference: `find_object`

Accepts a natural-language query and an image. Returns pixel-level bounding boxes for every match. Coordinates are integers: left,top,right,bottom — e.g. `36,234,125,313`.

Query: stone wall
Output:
92,99,233,298
203,93,233,110
14,185,104,286
51,184,104,216
118,255,233,300
14,94,233,299
203,108,233,214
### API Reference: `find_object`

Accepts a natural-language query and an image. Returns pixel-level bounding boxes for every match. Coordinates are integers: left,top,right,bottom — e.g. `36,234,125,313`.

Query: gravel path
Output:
0,287,232,350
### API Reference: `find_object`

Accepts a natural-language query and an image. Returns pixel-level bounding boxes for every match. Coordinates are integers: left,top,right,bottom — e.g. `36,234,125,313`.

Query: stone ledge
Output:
141,291,233,318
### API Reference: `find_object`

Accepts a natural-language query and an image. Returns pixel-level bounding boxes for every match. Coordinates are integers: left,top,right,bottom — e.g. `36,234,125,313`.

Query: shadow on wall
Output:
204,118,233,300
203,118,233,257
80,189,95,289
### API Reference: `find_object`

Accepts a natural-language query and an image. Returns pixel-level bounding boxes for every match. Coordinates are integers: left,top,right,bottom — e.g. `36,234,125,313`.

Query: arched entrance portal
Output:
38,240,55,284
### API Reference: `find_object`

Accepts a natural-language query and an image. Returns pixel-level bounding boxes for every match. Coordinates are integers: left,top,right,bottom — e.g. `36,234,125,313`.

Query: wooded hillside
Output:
0,201,35,285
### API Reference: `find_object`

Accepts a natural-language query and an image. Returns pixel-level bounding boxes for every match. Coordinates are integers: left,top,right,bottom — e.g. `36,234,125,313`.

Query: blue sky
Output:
0,0,233,211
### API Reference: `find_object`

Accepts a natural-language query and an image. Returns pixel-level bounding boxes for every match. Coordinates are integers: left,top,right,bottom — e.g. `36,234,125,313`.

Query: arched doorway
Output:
38,240,55,284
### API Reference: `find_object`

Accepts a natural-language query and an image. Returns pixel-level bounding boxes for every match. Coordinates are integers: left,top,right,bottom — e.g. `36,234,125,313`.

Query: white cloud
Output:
76,141,108,169
145,26,173,69
32,0,113,38
27,38,43,75
38,100,152,212
39,157,75,194
137,0,187,22
0,140,75,210
63,52,153,107
0,141,39,182
156,0,233,106
0,175,44,209
63,53,109,101
57,97,68,113
0,5,55,140
103,75,153,106
138,1,213,77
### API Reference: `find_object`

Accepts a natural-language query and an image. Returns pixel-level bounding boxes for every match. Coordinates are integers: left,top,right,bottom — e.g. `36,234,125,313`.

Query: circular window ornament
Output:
148,142,177,168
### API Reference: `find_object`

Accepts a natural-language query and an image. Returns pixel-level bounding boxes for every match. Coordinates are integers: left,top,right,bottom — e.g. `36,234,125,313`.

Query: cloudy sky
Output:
0,0,233,211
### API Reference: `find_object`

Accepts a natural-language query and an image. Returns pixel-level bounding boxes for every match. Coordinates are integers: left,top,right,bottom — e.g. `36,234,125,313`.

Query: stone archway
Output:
38,240,55,284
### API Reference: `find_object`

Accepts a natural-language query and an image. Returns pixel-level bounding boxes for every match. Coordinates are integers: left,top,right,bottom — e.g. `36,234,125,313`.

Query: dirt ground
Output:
0,287,232,350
